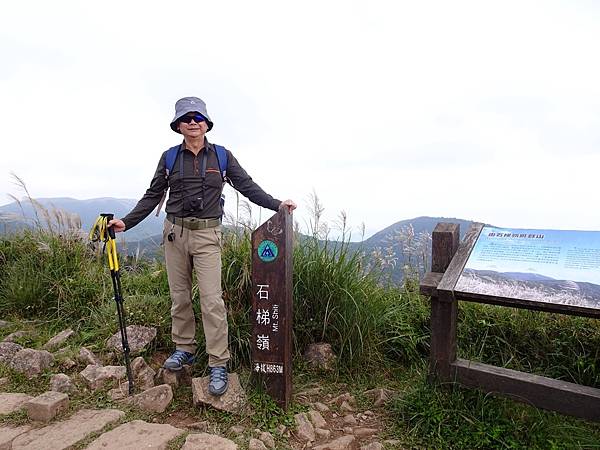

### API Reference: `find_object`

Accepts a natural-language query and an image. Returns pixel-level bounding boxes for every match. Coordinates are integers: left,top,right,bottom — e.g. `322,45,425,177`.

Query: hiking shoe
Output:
208,366,228,396
163,350,195,371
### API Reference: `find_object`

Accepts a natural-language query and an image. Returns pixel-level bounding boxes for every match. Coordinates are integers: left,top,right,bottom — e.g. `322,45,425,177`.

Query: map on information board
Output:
455,226,600,309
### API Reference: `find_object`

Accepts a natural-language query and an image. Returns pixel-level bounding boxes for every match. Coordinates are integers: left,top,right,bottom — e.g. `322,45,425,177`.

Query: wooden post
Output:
429,223,460,381
250,209,293,409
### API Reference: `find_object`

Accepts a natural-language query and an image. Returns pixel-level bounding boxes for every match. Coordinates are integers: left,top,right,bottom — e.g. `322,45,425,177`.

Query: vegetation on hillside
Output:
1,191,600,449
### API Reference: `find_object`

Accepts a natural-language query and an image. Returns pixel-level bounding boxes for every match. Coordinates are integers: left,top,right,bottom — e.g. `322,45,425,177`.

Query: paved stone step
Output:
85,420,184,450
11,408,124,450
0,425,31,450
0,393,33,415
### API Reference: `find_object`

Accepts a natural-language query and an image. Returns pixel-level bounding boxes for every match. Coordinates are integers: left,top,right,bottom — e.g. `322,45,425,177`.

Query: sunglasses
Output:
179,114,206,124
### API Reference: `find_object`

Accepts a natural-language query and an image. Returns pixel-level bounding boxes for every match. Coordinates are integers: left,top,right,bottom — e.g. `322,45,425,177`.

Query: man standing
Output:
109,97,296,395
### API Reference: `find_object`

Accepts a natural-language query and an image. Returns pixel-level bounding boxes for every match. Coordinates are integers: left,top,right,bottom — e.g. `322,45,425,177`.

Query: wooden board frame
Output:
420,222,600,421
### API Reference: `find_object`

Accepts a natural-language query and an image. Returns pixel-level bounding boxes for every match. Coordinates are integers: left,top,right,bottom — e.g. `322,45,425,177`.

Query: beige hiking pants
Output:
163,219,230,367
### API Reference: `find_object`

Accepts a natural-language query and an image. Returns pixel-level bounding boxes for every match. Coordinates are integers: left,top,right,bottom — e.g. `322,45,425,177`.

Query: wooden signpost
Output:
250,209,293,409
420,222,600,421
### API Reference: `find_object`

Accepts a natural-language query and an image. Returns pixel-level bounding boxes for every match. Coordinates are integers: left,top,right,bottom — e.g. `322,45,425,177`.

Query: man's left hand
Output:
279,199,297,214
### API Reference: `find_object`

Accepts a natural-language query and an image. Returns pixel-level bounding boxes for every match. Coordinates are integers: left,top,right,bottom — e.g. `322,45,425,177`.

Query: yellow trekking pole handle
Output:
89,214,120,272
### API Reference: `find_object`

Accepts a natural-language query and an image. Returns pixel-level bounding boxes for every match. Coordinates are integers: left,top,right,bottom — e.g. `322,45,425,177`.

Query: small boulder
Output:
128,384,173,413
308,410,327,428
86,420,184,450
106,325,156,354
343,414,357,425
50,373,76,394
304,343,336,370
294,412,315,442
363,388,395,407
79,347,102,365
132,356,155,391
43,329,75,351
0,342,22,365
181,432,238,450
314,401,329,412
191,373,247,413
0,320,9,328
259,431,275,449
249,438,268,450
360,443,383,450
9,348,54,378
188,421,209,431
2,331,28,343
353,428,377,437
330,393,356,407
155,366,192,387
80,364,126,391
25,391,69,422
313,435,357,450
229,425,245,435
315,428,331,440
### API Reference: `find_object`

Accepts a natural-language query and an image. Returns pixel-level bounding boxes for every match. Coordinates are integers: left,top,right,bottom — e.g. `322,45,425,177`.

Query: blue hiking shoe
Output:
163,350,195,371
208,366,228,396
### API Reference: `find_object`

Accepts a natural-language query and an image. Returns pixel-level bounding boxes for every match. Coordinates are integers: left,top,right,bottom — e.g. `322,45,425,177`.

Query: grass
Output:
3,191,600,448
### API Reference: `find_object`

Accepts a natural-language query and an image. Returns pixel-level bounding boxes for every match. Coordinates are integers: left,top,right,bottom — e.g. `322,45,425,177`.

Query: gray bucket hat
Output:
170,96,214,133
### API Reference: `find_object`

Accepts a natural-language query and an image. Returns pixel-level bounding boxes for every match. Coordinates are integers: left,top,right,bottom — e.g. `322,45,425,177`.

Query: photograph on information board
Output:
455,226,600,309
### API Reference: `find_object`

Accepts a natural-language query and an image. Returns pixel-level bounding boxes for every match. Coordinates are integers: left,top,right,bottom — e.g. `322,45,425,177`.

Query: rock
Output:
314,401,329,412
0,377,8,389
0,425,31,449
86,419,183,450
108,387,127,401
296,387,322,396
353,428,377,437
9,349,54,378
24,391,69,422
105,325,156,354
131,356,156,390
360,443,383,450
128,384,173,413
330,393,356,407
259,431,275,449
43,329,74,351
294,412,315,442
0,320,9,328
155,366,192,387
315,428,331,440
59,358,77,370
0,342,22,365
308,410,327,428
343,414,357,425
249,438,268,450
80,364,126,391
189,421,209,431
50,374,76,394
2,331,27,343
303,343,336,370
276,425,286,436
313,436,357,450
363,388,395,407
0,393,32,415
364,410,374,416
340,401,354,413
11,408,124,449
191,373,247,413
78,347,101,365
229,425,245,435
181,432,238,450
343,427,354,434
383,439,401,446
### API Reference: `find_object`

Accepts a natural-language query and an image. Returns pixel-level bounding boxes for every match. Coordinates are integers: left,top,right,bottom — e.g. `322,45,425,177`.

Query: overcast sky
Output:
1,1,599,238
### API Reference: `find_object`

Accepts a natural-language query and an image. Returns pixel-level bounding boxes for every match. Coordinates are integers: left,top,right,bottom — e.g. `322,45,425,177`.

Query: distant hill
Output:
0,197,163,242
0,197,479,283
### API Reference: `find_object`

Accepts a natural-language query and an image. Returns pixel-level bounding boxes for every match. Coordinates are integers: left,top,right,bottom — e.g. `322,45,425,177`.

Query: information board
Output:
455,226,600,309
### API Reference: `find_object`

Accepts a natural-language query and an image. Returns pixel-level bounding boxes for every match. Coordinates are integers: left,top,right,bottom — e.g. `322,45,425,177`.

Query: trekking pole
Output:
89,213,134,395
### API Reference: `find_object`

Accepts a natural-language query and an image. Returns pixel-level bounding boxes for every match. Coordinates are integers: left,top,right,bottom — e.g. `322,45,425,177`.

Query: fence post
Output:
429,223,460,381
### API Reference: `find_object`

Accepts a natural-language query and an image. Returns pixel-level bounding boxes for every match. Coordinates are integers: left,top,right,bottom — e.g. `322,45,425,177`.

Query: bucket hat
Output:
170,97,214,133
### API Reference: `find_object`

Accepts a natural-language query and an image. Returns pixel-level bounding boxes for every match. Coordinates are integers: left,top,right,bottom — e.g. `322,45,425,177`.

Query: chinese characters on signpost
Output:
251,210,293,408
